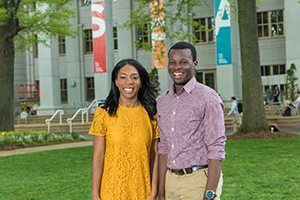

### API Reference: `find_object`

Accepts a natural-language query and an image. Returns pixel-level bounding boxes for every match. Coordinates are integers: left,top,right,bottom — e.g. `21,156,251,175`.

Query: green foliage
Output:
121,0,202,52
285,63,299,101
149,67,161,95
0,0,80,52
0,130,85,147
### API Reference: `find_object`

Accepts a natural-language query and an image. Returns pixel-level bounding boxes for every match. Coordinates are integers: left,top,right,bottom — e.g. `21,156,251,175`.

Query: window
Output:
193,17,215,43
261,64,286,76
60,79,68,103
58,35,66,55
82,0,91,5
113,26,118,50
86,77,95,101
84,29,93,53
137,23,152,49
257,10,284,38
195,70,217,90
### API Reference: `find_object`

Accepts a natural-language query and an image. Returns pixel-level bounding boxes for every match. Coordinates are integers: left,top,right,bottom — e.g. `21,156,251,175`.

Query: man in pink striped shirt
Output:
157,41,226,200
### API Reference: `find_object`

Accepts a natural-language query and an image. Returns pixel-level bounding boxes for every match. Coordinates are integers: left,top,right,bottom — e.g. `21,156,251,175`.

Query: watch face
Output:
206,190,215,199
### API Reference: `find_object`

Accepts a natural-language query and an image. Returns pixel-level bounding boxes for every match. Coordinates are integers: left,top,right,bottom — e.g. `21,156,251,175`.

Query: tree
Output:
237,0,268,133
285,63,299,101
149,67,161,97
124,0,269,133
0,0,79,132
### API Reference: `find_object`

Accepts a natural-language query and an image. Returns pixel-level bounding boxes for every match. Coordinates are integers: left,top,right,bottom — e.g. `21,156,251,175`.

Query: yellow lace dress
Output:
89,104,159,200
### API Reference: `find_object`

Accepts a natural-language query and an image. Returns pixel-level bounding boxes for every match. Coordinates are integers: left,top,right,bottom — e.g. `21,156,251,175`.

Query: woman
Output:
273,85,280,104
89,58,159,200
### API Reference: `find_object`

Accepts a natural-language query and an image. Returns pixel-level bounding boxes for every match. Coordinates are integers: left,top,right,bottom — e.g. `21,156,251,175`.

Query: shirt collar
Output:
166,77,197,95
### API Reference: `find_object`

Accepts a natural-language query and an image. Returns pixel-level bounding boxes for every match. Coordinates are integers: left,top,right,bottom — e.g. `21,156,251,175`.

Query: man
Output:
157,41,226,200
265,86,274,103
227,96,242,133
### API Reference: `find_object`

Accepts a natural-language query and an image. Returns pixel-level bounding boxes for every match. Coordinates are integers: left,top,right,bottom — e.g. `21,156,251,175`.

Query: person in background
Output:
281,91,300,116
273,85,280,104
157,41,226,200
227,96,242,133
89,58,159,200
265,86,274,103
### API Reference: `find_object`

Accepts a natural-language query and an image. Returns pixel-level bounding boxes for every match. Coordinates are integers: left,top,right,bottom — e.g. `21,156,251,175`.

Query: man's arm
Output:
203,159,222,200
158,154,168,200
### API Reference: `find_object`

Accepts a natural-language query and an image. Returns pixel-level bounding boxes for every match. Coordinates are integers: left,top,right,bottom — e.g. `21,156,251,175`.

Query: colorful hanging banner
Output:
150,0,166,69
92,0,107,73
214,0,232,66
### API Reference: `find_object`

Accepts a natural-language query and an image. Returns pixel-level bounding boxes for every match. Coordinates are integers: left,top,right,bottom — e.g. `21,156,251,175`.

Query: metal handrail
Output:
84,99,98,122
67,108,87,133
45,109,64,133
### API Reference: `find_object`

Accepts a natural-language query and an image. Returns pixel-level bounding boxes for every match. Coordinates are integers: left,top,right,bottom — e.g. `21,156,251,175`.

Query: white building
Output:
14,0,300,115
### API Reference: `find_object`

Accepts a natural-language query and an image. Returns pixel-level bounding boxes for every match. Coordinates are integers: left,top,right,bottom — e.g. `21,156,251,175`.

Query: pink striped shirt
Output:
157,77,226,169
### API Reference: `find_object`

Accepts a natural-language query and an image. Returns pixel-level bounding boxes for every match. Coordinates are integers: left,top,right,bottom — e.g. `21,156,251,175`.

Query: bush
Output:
0,130,85,148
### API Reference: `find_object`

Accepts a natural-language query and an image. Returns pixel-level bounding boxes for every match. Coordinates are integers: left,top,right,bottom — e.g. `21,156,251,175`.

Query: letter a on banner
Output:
92,0,107,73
150,0,166,69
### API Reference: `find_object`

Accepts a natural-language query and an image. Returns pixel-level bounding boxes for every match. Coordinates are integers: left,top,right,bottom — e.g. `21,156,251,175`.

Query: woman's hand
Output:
146,194,157,200
91,194,101,200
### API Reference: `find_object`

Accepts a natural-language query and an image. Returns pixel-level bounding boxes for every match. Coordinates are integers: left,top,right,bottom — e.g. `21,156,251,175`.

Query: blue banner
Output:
214,0,232,65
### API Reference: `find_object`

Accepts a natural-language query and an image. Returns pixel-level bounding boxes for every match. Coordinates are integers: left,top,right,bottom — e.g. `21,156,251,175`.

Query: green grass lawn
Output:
222,137,300,199
1,137,300,199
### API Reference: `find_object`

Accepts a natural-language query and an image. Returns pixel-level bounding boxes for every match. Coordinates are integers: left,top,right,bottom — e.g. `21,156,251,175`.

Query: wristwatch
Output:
205,190,216,199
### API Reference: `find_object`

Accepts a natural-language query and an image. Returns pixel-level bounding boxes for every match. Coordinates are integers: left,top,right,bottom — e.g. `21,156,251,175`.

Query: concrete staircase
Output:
14,106,300,133
15,113,94,134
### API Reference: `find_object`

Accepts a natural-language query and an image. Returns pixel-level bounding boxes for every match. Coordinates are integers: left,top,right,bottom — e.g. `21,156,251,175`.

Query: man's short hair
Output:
168,41,197,61
231,96,236,100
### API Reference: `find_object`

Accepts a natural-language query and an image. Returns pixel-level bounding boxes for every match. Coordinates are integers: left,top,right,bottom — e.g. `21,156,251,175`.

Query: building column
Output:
284,1,300,80
37,37,63,115
93,0,114,101
215,0,241,106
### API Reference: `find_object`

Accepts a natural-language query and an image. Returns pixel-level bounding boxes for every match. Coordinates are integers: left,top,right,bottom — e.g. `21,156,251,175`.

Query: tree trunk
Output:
237,0,269,133
0,29,15,132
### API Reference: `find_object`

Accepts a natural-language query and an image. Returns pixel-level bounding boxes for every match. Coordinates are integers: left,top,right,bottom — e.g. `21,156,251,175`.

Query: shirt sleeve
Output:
88,107,107,136
203,96,227,161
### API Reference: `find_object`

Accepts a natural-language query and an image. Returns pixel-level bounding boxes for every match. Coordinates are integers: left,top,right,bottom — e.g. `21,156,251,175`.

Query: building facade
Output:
14,0,300,115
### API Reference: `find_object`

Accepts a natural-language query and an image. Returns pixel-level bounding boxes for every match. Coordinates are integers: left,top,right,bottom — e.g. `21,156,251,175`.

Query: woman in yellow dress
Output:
89,58,159,200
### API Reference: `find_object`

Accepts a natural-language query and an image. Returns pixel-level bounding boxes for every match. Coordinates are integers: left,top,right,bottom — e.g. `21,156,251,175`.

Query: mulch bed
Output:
227,131,300,140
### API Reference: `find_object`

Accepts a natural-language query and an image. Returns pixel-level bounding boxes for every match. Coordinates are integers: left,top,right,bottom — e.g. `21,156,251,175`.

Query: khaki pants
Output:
165,168,223,200
233,113,242,133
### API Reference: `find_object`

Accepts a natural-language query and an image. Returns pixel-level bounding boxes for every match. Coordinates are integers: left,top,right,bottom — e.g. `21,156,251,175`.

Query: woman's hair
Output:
102,58,158,120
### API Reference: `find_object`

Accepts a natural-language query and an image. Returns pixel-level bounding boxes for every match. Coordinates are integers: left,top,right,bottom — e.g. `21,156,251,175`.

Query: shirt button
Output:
172,144,174,148
171,128,174,131
173,111,176,115
173,160,176,164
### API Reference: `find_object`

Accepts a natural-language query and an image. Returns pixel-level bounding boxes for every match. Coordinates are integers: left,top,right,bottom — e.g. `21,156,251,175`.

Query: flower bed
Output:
0,130,85,150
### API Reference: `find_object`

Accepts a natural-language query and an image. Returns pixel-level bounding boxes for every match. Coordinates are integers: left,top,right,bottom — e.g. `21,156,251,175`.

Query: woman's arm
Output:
147,139,159,200
91,136,106,200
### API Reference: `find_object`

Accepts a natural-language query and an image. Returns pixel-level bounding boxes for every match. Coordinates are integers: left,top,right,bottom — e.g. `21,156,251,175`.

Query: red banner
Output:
92,1,106,73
